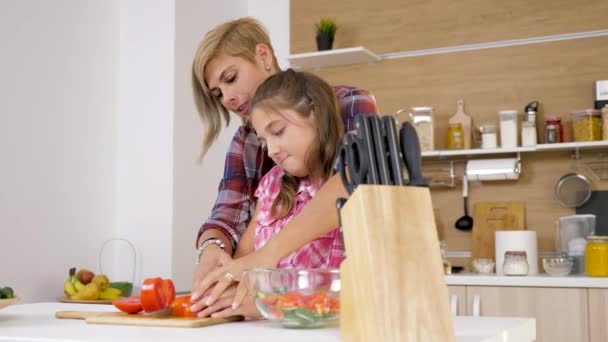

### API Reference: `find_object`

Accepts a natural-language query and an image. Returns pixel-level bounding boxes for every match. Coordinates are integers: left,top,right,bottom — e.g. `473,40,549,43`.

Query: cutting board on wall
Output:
55,310,243,328
471,202,526,261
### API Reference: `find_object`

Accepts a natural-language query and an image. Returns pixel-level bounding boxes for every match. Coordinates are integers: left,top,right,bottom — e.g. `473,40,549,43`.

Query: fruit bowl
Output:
246,268,340,329
0,296,20,310
543,257,574,276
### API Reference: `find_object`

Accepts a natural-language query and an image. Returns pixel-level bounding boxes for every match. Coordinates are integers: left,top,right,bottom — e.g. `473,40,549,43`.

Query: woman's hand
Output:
210,282,262,319
191,244,232,310
190,249,276,312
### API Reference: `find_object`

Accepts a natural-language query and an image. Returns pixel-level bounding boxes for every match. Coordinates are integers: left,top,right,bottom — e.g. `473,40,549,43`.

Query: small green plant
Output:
315,18,337,37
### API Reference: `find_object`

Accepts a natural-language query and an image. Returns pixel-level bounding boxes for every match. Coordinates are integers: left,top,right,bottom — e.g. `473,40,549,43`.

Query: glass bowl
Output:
473,258,495,274
245,268,340,329
543,257,574,276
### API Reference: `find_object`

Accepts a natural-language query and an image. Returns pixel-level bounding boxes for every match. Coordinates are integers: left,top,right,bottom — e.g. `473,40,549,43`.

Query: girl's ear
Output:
255,43,273,71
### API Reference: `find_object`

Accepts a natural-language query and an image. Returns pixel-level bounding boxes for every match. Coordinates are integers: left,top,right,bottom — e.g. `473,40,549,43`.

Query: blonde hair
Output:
192,17,281,159
250,69,343,219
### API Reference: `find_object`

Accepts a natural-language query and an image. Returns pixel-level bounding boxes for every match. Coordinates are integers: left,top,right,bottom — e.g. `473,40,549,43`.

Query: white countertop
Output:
446,273,608,288
0,303,535,342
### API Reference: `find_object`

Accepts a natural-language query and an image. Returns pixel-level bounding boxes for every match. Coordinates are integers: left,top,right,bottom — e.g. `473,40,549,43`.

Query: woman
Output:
190,17,378,317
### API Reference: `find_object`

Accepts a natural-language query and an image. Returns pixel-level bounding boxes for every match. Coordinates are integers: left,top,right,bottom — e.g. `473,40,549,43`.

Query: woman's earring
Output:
265,65,271,72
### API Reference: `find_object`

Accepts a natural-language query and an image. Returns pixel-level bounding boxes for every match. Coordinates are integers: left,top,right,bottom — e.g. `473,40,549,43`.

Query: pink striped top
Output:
254,166,344,268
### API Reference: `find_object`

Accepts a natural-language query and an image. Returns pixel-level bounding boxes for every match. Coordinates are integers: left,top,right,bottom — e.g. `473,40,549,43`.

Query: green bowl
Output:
109,282,133,297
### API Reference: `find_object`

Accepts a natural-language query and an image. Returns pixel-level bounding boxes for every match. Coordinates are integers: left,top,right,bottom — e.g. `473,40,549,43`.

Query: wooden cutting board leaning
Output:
471,201,526,261
55,310,244,328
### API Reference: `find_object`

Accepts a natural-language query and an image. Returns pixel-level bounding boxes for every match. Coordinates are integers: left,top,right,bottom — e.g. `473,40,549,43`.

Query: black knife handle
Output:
383,116,405,186
336,197,348,259
399,122,428,187
369,116,391,185
356,114,379,184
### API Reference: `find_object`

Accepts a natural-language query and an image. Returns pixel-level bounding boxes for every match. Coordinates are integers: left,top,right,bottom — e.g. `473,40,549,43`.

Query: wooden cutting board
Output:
471,201,526,261
55,310,244,328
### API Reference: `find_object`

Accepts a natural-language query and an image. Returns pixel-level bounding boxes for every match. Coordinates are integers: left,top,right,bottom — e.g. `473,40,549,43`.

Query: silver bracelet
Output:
195,238,226,264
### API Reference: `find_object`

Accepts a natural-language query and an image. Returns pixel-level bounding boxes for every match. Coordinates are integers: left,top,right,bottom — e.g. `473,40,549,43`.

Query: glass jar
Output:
503,251,529,276
545,116,563,143
446,123,464,150
586,236,608,277
480,123,497,149
440,240,452,275
498,110,518,148
571,109,602,142
409,107,434,152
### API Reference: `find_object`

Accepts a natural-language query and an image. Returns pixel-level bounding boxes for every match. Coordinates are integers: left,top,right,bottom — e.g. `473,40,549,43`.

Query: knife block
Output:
339,185,455,342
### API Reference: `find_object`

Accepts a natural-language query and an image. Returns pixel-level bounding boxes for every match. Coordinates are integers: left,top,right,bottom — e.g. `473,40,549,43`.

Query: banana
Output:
73,279,86,293
71,283,100,301
63,267,77,297
99,287,122,300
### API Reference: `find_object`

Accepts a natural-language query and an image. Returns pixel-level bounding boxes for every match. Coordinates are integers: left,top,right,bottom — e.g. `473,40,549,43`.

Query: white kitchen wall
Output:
171,0,290,291
0,0,119,302
0,0,291,300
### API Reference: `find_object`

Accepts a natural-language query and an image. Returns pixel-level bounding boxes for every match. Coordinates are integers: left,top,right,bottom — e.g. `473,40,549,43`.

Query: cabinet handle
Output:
472,295,481,317
450,295,458,316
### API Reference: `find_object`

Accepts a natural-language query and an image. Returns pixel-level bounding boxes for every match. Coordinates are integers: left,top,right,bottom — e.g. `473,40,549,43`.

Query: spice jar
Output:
446,123,464,150
571,109,603,142
586,236,608,277
545,116,563,143
409,107,434,152
503,251,529,276
480,123,498,149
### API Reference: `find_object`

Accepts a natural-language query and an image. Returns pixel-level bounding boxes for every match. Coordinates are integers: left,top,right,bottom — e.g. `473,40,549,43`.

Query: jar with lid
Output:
498,110,518,148
446,123,464,150
586,236,608,277
408,107,434,152
571,109,602,142
480,123,497,149
545,116,563,143
503,251,529,276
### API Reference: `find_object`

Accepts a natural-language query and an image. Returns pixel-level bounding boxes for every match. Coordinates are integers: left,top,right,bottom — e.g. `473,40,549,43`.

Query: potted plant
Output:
315,18,337,51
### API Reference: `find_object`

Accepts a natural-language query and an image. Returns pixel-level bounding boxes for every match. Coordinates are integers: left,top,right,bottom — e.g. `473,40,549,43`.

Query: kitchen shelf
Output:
421,141,608,159
287,46,380,69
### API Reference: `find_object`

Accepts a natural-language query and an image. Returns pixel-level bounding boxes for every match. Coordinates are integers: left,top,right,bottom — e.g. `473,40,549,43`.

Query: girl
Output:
190,17,378,316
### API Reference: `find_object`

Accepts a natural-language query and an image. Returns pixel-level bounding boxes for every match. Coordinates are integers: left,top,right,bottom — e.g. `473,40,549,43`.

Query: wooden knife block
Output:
339,185,455,342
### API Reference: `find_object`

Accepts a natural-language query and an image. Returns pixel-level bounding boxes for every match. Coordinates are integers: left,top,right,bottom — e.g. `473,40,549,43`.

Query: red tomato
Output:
112,296,143,314
140,277,176,313
171,295,197,318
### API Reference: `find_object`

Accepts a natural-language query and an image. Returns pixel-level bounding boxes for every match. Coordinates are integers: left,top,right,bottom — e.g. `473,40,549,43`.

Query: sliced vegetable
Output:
140,277,166,312
162,279,176,307
171,295,197,317
112,296,143,314
256,291,339,327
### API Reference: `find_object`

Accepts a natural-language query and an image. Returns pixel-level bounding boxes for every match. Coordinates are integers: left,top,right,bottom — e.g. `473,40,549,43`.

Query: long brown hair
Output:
191,17,281,159
250,69,343,219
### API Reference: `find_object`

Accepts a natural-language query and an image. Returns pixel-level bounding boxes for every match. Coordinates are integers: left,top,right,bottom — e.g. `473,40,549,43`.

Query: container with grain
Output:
571,109,602,142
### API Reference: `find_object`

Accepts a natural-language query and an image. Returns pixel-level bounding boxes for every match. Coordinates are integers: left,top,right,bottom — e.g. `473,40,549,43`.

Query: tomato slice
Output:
112,296,143,314
140,277,176,313
171,295,197,318
140,277,165,312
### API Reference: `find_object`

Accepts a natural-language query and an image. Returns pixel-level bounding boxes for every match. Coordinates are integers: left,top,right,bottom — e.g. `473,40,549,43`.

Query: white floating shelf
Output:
421,141,608,158
287,46,380,70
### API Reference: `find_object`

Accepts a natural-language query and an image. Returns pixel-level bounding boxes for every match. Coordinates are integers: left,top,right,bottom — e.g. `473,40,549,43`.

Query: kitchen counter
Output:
0,303,535,342
446,273,608,288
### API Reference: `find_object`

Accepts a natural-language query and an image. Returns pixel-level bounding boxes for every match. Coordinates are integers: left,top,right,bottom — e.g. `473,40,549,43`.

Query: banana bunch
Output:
63,267,122,300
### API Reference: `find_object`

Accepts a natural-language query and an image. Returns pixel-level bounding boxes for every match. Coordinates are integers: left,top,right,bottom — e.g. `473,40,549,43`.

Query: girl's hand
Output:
211,284,262,319
190,249,276,311
195,283,237,317
191,245,232,310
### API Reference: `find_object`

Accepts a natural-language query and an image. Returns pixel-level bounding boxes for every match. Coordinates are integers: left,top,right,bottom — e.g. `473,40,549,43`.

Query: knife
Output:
399,122,428,187
355,114,379,185
369,116,391,185
383,116,405,186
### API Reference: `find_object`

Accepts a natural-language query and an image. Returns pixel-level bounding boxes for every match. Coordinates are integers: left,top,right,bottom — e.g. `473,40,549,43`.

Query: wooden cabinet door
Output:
589,289,608,342
447,285,466,316
466,286,589,342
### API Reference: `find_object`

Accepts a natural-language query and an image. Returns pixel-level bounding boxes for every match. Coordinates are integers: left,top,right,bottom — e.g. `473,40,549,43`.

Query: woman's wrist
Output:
197,229,233,255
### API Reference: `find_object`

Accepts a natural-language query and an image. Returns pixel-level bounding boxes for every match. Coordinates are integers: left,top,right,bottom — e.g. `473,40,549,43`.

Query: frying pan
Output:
554,172,592,208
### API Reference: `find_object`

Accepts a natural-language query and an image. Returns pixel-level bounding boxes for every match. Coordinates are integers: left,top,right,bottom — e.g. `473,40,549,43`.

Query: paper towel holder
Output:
466,155,521,181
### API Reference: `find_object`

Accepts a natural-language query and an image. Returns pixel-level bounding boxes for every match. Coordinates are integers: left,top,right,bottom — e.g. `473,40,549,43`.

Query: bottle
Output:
440,241,452,275
446,123,464,150
524,101,539,145
521,122,537,146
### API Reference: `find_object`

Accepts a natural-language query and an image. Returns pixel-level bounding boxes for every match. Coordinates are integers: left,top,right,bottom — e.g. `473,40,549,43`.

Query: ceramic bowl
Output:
473,258,495,274
543,257,574,276
245,268,340,329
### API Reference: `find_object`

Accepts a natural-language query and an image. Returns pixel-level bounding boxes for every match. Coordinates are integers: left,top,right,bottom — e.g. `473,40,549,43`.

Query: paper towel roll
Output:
495,230,538,275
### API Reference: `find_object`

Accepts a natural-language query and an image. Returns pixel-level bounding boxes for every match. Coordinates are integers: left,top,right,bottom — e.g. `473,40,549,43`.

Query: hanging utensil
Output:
455,175,474,231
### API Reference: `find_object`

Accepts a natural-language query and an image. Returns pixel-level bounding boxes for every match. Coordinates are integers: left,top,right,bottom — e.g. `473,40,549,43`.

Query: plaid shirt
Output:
197,86,379,250
254,166,343,268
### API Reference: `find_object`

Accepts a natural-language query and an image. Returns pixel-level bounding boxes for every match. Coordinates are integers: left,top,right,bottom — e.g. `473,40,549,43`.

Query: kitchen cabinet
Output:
448,285,589,342
448,285,466,316
589,289,608,342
